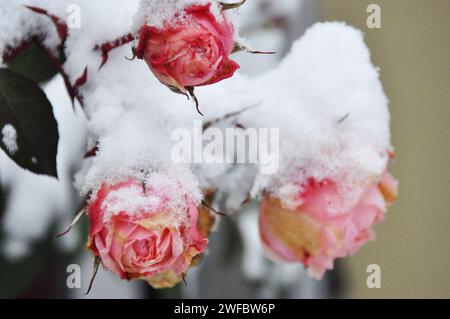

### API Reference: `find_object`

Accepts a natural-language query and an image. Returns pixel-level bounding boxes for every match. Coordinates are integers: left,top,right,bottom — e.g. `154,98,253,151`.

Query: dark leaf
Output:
7,41,59,84
0,68,59,178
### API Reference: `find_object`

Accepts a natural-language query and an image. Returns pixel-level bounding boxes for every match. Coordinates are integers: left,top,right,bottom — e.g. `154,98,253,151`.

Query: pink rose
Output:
259,171,398,279
86,179,208,288
134,3,239,94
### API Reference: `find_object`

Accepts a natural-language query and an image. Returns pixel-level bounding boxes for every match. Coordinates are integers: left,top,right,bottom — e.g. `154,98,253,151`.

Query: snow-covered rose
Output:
259,171,398,279
134,3,239,93
86,179,208,288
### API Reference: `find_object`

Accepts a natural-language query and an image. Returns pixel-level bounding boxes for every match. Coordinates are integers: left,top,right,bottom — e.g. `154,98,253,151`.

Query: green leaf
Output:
0,68,59,178
7,41,59,84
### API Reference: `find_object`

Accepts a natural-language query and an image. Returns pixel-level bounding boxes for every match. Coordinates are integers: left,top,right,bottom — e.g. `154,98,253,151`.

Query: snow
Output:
132,0,220,31
0,0,391,272
103,184,161,214
0,0,63,63
189,22,391,212
76,16,389,215
99,170,201,223
1,124,18,155
244,22,391,211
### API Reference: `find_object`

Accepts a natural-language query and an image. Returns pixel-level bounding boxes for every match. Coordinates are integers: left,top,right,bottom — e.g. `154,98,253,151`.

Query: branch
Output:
94,33,135,69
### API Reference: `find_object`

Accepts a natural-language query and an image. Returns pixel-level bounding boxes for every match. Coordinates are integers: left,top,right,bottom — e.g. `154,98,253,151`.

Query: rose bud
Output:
259,171,398,279
86,179,211,288
133,2,239,103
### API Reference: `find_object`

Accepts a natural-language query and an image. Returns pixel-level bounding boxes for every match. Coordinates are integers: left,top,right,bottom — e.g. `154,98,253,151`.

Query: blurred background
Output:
0,0,449,298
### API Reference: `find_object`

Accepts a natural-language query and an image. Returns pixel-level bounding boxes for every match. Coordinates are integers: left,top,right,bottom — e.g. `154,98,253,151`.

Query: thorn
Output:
56,192,91,238
74,67,88,87
56,207,85,238
84,143,99,159
24,5,47,15
95,33,135,70
202,200,226,216
220,0,247,11
125,47,137,61
338,113,349,124
181,273,187,286
233,42,276,55
24,5,68,41
98,57,107,70
246,50,276,55
241,193,252,205
186,87,203,116
203,103,260,130
85,256,100,295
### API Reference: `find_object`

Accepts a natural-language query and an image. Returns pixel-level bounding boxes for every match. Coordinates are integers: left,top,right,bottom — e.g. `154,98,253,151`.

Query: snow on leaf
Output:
0,68,59,178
